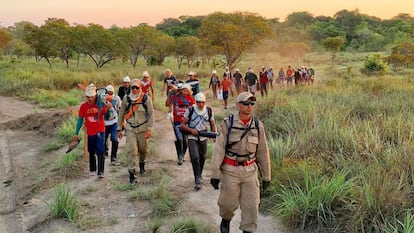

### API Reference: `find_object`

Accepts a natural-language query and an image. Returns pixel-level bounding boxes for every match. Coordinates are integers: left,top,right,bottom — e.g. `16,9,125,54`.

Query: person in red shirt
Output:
73,83,110,178
166,83,195,165
259,66,269,97
221,73,231,109
140,71,154,101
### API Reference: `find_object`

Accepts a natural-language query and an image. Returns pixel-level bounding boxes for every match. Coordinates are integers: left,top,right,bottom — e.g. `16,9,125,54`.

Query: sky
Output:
1,0,414,28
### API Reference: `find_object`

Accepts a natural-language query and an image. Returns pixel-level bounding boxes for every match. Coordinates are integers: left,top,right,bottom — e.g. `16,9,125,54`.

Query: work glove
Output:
262,181,271,192
166,112,173,121
210,178,220,190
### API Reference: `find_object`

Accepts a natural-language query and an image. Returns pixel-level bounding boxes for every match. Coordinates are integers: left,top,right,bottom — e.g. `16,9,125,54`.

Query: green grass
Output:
170,217,215,233
50,183,80,221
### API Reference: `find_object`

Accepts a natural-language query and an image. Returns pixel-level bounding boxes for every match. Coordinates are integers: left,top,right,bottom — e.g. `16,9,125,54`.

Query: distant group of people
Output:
72,66,277,232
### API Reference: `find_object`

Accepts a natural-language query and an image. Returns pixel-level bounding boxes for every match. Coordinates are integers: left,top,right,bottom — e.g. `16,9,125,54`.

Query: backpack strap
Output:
225,114,260,156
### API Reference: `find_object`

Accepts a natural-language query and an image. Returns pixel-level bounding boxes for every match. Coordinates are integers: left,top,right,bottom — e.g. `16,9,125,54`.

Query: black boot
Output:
220,218,230,233
128,169,137,184
174,140,183,165
243,232,252,233
139,162,146,176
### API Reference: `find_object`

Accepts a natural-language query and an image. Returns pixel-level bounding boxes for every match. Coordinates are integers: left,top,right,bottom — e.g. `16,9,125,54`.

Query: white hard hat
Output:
194,93,206,102
123,76,131,82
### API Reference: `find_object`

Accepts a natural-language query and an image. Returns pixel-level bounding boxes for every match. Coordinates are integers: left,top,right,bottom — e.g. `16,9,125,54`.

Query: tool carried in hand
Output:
66,138,81,153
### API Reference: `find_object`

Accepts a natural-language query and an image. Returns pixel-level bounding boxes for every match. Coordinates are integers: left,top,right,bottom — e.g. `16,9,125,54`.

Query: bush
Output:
361,54,389,75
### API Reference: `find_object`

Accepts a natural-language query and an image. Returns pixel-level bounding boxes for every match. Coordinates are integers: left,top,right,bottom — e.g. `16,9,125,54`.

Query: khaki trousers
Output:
218,167,260,232
126,130,149,170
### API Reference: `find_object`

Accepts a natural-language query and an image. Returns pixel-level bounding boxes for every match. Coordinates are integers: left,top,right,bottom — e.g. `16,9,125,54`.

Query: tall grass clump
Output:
170,217,215,233
50,183,80,221
258,77,414,232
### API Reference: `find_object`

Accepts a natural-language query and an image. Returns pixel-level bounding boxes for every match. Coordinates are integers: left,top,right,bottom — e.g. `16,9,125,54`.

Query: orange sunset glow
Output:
2,0,414,28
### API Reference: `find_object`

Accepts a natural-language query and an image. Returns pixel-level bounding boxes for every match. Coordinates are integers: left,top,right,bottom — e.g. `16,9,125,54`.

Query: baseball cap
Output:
236,92,256,103
123,76,131,82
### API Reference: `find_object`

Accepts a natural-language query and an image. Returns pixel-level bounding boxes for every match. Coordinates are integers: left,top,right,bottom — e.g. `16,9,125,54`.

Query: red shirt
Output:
141,78,152,94
171,94,195,123
221,79,231,91
79,102,107,136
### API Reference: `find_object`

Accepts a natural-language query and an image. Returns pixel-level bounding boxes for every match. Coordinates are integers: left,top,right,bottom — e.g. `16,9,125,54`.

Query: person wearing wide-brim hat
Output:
73,83,111,178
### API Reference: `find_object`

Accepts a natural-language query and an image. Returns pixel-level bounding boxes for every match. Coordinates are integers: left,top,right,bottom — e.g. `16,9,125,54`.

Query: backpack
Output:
187,106,213,130
124,94,149,128
225,114,259,156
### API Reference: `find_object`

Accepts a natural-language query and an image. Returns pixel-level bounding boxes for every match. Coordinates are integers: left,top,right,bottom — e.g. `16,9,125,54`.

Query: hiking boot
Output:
220,218,231,233
139,162,146,176
89,171,96,176
177,158,183,166
194,183,201,190
111,161,120,166
243,231,252,233
128,169,137,184
97,173,104,178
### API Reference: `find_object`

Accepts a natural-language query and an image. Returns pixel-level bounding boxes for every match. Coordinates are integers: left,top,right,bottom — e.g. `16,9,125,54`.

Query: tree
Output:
174,36,200,69
117,25,158,67
77,23,119,68
0,28,11,49
198,11,272,70
387,42,414,70
23,24,59,66
322,36,345,66
144,31,174,65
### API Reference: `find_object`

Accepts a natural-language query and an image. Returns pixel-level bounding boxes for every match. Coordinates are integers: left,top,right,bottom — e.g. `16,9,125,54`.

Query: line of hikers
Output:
72,67,273,232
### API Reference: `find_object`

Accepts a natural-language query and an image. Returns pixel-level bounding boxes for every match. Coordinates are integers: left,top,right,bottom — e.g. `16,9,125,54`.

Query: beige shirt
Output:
211,113,271,181
117,94,154,133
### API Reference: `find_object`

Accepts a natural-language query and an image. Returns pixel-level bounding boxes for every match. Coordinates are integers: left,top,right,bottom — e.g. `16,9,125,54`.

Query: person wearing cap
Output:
223,66,234,97
73,83,110,178
209,70,221,100
244,68,259,96
118,76,131,100
162,68,177,97
117,79,154,184
210,92,271,233
140,71,155,101
180,92,217,190
185,71,200,97
166,83,195,165
104,84,122,165
267,67,274,89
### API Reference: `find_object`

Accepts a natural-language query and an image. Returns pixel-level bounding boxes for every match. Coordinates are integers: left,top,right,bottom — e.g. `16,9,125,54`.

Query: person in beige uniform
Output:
210,92,271,233
117,79,154,184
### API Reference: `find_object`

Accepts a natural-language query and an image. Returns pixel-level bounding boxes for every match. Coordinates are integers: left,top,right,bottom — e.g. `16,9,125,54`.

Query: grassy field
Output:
2,52,414,232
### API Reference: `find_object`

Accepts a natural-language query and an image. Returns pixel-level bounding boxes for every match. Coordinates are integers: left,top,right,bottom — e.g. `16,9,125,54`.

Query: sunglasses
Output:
240,101,256,106
131,86,140,90
196,101,205,104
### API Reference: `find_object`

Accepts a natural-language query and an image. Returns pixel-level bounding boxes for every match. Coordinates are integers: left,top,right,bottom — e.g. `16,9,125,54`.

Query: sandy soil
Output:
0,95,288,233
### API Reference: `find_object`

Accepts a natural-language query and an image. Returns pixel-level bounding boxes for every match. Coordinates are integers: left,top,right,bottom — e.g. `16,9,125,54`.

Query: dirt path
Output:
0,95,288,233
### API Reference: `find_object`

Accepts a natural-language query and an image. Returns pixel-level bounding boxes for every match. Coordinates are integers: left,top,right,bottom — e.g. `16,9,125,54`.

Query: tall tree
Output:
174,36,200,69
42,18,73,68
322,36,345,66
144,30,174,65
198,11,272,70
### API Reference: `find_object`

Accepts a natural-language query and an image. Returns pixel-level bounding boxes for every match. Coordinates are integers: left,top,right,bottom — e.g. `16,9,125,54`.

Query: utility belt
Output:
127,120,148,128
223,157,255,167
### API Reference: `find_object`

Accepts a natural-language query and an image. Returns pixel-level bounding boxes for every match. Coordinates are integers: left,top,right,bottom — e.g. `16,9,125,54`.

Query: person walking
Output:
180,92,216,190
73,83,110,178
104,85,121,165
161,68,177,97
221,73,231,109
209,70,220,100
186,71,200,97
117,79,154,184
118,76,131,100
166,83,195,165
140,71,155,101
210,92,271,233
233,69,243,94
259,66,269,97
244,68,259,96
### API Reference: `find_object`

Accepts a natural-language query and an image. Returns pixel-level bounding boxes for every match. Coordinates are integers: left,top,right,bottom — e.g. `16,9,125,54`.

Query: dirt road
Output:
0,95,287,233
